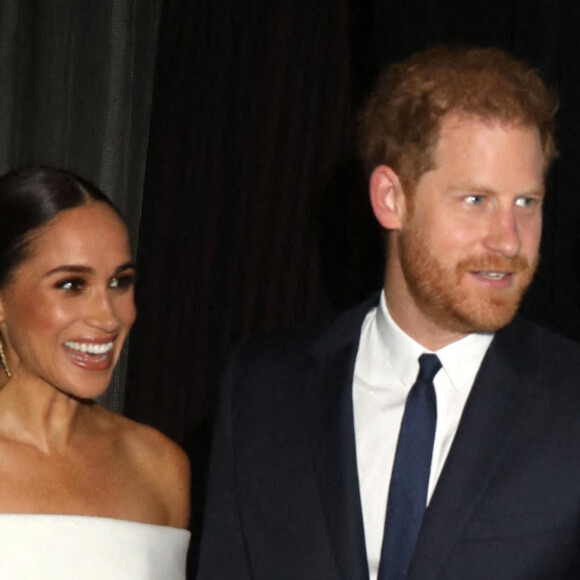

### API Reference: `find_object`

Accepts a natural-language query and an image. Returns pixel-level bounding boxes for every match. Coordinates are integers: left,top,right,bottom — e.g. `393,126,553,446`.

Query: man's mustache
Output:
457,254,532,273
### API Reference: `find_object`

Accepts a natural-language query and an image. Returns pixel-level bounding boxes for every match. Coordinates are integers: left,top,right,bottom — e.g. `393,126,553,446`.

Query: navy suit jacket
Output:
197,296,580,579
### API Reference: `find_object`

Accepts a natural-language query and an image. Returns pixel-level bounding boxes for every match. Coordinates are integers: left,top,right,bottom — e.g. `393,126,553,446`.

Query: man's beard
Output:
397,218,538,334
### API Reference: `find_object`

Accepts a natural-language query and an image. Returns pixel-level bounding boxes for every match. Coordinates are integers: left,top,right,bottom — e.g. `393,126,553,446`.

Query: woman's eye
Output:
109,273,136,290
55,278,86,293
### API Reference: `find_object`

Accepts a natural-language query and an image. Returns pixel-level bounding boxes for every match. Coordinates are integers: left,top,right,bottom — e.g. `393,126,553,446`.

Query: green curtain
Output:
0,0,162,411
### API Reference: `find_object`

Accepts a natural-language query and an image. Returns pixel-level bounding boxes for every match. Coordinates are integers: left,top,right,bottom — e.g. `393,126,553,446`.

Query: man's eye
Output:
55,278,86,293
465,195,484,205
109,274,136,290
515,197,536,208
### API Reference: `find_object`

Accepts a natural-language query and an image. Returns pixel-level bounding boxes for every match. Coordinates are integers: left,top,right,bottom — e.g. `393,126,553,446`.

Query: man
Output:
197,47,580,580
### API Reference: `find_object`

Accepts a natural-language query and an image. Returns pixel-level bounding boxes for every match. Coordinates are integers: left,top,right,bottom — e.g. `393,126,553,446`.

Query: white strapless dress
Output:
0,514,190,579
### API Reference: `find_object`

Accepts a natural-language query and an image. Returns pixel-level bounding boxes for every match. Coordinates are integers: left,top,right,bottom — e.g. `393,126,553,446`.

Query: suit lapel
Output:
408,321,537,579
306,299,377,580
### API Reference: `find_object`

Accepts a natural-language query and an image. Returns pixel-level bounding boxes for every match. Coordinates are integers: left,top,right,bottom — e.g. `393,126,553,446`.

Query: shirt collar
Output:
375,291,494,390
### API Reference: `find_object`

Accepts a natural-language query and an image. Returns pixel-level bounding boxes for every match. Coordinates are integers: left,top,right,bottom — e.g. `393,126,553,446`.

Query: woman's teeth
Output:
64,341,113,354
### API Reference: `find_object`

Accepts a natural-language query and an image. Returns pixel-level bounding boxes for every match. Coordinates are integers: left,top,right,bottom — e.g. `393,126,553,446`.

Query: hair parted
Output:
0,166,121,288
358,46,558,191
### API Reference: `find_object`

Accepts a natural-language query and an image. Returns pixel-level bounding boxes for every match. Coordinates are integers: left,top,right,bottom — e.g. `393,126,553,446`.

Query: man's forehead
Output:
438,111,538,136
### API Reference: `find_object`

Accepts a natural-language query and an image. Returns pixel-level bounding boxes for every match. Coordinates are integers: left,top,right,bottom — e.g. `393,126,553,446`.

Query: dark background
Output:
123,0,580,570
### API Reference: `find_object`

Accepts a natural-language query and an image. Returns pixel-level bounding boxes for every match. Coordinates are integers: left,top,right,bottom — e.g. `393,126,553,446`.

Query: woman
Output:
0,167,190,578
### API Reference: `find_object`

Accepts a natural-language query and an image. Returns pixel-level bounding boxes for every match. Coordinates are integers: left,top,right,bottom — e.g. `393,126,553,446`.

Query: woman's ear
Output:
369,165,406,230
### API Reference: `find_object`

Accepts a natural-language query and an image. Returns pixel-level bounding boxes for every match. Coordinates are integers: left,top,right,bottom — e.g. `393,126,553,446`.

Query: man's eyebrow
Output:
447,183,546,196
448,184,496,195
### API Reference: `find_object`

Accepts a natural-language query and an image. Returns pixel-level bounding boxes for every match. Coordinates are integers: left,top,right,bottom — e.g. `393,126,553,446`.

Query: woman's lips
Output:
63,339,116,371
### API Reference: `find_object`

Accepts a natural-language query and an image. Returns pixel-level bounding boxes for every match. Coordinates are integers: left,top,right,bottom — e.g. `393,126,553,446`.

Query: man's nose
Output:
482,209,521,258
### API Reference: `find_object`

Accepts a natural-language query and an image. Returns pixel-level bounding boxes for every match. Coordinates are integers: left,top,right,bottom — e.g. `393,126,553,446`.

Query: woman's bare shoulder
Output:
95,408,191,528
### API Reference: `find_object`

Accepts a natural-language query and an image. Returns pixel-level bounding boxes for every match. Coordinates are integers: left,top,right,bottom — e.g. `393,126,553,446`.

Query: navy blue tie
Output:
377,353,441,580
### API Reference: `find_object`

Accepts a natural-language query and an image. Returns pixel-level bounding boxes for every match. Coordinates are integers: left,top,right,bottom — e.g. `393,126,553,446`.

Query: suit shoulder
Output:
222,295,376,405
498,318,580,393
232,292,379,365
505,317,580,360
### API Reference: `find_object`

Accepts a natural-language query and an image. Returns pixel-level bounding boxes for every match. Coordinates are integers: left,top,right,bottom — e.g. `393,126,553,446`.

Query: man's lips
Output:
468,270,515,289
473,271,511,280
459,253,530,276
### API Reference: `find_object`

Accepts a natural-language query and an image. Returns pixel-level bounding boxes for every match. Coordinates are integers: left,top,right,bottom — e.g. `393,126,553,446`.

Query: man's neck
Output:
383,278,468,351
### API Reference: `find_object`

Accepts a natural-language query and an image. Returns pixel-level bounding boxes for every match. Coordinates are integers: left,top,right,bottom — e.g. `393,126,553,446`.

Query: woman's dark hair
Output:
0,166,121,288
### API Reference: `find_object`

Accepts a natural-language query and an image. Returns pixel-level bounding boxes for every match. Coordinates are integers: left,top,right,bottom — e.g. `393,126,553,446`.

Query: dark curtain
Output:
125,0,580,569
125,0,358,547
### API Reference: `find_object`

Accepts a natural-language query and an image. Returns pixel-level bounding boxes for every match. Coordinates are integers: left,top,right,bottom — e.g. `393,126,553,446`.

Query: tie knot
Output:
418,353,441,383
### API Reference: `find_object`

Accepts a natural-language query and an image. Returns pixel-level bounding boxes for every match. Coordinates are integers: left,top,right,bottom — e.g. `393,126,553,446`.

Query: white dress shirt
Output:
353,292,493,580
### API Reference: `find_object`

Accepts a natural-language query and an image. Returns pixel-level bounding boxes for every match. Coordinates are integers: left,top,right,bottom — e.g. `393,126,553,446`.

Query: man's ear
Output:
369,165,406,230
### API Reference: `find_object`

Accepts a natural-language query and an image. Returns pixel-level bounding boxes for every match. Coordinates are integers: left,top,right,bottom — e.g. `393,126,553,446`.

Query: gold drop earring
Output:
0,339,11,378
